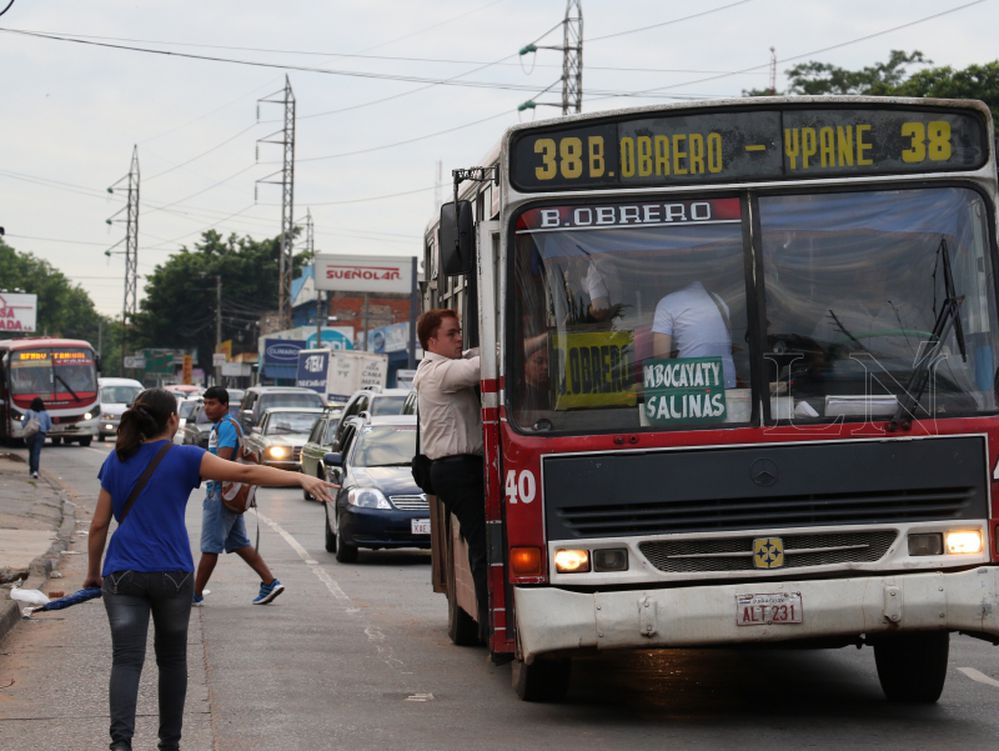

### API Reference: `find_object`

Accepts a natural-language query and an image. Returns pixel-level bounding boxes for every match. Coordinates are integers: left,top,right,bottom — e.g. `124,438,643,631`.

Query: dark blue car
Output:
323,415,429,563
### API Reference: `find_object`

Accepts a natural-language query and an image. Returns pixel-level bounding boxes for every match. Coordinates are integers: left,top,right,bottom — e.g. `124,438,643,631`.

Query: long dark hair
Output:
115,388,176,460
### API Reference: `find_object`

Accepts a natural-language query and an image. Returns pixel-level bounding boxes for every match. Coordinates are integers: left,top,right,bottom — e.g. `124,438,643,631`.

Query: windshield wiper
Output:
53,372,80,402
888,237,967,432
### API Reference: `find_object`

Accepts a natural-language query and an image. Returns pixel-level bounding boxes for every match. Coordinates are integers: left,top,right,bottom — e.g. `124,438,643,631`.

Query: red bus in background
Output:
0,337,100,446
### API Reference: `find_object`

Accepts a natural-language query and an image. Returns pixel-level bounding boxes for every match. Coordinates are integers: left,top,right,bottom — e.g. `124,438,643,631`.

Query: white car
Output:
174,396,203,444
97,377,144,441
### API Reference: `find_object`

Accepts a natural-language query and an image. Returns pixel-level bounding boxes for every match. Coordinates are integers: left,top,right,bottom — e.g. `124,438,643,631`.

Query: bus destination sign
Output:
509,107,987,191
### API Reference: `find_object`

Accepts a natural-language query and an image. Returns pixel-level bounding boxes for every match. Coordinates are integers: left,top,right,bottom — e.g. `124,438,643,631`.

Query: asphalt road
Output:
3,441,999,750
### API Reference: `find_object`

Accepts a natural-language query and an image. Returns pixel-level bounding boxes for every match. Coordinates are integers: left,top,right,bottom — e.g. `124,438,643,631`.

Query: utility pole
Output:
215,274,222,385
256,76,296,330
517,0,583,115
434,160,443,211
769,46,778,95
561,0,583,115
293,209,323,346
105,145,140,365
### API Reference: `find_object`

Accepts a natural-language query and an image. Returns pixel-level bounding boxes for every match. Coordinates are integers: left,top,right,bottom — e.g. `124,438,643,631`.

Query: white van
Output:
98,377,145,441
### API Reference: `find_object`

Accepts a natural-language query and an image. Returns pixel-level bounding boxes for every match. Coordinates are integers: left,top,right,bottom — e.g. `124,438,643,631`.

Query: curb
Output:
0,469,77,644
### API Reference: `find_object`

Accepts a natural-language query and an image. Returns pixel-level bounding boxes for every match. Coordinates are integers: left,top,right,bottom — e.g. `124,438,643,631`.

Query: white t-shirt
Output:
583,262,608,302
652,281,736,388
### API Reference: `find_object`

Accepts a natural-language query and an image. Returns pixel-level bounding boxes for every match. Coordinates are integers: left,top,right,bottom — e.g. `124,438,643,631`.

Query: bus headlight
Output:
592,547,629,571
554,548,590,573
945,529,983,555
83,411,94,420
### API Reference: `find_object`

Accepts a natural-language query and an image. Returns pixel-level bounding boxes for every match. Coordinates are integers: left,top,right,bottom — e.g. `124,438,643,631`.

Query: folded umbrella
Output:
26,587,102,616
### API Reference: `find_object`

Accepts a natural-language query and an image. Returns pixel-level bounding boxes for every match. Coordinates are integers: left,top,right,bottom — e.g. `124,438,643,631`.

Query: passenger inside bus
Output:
650,280,737,389
511,218,750,429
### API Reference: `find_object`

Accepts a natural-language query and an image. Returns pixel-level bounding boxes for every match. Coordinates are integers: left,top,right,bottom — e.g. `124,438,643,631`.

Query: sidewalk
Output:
0,453,76,641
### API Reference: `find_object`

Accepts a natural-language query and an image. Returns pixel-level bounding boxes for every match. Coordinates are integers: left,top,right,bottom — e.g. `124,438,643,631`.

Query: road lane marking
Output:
957,667,999,689
251,507,409,673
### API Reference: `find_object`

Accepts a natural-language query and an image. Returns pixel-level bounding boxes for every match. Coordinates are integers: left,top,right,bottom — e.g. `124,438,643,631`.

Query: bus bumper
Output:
49,417,99,440
513,567,999,662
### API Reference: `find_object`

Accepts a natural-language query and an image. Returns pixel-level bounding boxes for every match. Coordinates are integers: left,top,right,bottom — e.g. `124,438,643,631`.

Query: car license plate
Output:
736,592,803,626
411,518,431,535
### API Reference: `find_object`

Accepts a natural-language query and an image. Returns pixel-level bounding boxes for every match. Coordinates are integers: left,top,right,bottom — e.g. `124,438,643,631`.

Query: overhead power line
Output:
604,0,987,101
0,27,568,92
358,0,506,52
7,2,749,71
260,185,435,207
585,0,753,42
145,123,259,182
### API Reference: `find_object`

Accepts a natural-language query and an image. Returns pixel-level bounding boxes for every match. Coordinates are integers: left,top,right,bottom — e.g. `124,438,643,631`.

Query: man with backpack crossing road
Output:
193,386,285,606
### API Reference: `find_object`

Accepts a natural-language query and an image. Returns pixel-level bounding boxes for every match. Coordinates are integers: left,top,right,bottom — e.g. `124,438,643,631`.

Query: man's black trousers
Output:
430,455,488,632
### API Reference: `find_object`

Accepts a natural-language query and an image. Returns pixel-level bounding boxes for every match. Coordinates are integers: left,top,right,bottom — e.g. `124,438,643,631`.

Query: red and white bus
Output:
424,97,999,702
0,337,100,446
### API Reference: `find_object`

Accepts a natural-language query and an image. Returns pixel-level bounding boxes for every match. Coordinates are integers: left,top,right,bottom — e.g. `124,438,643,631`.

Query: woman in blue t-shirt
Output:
84,388,333,751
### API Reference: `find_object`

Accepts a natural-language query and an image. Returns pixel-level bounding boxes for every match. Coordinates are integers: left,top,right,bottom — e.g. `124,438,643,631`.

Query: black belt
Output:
433,454,482,464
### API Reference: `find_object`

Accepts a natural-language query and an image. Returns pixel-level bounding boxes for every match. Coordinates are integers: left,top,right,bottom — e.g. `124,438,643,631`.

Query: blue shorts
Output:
200,494,251,554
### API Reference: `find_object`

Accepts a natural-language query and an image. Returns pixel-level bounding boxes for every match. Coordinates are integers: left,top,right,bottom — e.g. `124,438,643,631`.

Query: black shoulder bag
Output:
411,404,435,495
118,442,172,524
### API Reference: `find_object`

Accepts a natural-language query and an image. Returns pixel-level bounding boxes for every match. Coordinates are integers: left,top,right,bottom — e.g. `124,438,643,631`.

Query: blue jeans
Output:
26,432,44,474
103,570,194,751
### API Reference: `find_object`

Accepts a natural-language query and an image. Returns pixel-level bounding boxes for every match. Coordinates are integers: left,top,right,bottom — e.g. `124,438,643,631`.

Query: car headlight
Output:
346,488,391,509
266,445,291,460
101,413,116,421
83,412,94,420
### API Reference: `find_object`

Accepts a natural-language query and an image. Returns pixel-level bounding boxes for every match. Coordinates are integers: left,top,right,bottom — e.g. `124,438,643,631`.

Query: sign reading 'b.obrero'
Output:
314,254,413,294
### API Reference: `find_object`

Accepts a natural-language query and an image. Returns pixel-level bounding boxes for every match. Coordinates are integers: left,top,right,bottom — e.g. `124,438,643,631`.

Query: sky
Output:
1,0,997,317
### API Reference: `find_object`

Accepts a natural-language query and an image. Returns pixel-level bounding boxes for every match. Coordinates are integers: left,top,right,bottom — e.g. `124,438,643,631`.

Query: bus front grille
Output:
555,487,977,537
638,530,898,573
543,437,987,539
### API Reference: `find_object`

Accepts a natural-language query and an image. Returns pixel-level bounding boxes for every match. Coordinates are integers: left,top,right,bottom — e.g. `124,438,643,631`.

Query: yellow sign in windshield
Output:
552,331,636,410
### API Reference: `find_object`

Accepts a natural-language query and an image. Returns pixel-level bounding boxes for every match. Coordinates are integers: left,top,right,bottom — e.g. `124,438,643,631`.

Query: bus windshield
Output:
509,187,999,432
9,347,98,403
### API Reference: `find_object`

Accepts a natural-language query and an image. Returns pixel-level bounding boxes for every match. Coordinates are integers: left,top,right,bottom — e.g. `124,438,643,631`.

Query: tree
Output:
745,50,999,121
131,229,307,373
0,238,105,342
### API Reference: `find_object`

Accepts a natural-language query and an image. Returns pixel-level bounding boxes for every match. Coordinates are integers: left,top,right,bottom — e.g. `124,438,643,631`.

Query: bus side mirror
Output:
439,200,474,277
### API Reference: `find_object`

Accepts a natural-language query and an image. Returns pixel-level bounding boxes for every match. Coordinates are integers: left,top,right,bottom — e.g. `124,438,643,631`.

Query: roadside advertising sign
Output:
314,254,412,294
123,355,145,369
262,338,306,380
263,338,306,368
221,362,251,377
182,354,193,385
296,348,330,394
395,368,417,389
367,322,411,354
0,293,37,332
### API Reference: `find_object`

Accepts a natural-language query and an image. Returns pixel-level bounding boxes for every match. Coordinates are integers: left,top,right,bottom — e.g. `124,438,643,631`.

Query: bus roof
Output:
0,337,95,351
502,95,993,137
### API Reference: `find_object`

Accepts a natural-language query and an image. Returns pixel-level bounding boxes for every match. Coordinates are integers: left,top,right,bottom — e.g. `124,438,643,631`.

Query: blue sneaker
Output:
253,579,284,605
192,592,204,607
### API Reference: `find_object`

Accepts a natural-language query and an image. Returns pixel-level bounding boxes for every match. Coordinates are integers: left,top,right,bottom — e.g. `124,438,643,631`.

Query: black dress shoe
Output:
110,742,131,751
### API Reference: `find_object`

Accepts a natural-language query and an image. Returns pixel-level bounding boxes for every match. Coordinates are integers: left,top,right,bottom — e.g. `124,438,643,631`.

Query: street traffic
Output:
5,441,999,750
